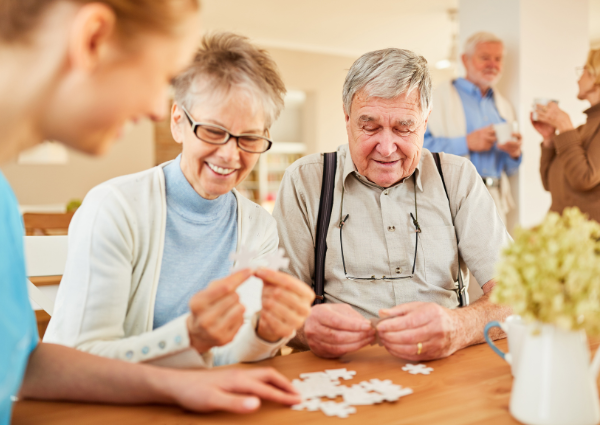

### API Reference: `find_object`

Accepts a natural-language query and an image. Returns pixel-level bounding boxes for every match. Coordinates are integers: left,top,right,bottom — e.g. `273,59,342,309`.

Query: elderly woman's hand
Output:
186,269,251,354
535,102,574,134
253,268,315,343
531,111,556,148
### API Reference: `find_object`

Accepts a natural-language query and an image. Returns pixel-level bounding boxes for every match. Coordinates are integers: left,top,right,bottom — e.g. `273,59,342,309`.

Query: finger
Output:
377,309,432,332
239,369,302,406
191,269,252,310
262,284,310,319
308,321,375,345
255,269,315,302
190,296,245,343
379,302,425,319
261,295,303,329
382,338,436,360
214,302,246,336
247,367,300,396
311,335,375,357
202,391,261,414
191,290,240,320
317,309,372,332
208,269,253,293
378,323,436,345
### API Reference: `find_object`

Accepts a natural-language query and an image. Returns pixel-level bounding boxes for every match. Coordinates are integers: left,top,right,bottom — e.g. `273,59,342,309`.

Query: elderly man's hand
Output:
253,268,315,343
187,270,250,354
466,125,496,152
497,132,522,159
304,304,375,358
376,302,461,361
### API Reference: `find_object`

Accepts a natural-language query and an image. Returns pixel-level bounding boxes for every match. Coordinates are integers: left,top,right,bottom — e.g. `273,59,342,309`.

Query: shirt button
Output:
158,341,166,349
388,226,395,232
383,190,389,195
141,346,149,355
396,267,402,274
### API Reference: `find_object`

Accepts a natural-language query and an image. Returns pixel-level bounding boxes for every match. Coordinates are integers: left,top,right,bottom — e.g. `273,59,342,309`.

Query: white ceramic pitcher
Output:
510,323,600,425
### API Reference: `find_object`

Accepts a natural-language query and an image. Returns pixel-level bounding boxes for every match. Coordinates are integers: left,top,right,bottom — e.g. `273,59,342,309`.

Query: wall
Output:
264,47,358,154
1,120,155,205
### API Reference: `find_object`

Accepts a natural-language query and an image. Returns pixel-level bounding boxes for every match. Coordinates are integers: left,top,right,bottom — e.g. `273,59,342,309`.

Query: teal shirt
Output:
0,172,39,424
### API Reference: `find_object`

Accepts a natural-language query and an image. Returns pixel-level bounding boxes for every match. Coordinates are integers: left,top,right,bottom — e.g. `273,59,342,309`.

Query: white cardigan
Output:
44,163,291,368
428,79,516,139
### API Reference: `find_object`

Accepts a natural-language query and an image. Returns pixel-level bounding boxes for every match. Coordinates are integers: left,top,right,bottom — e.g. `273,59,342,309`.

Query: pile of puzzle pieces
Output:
291,368,418,418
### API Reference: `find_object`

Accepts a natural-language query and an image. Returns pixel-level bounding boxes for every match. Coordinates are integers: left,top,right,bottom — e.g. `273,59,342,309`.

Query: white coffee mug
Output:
493,122,513,146
532,98,559,121
484,315,526,376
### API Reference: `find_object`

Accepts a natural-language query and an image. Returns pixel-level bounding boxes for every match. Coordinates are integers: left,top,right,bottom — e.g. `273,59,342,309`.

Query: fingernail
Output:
243,397,260,410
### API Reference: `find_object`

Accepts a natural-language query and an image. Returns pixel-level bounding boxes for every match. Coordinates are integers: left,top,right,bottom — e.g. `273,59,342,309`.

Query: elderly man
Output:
273,48,511,361
424,32,522,225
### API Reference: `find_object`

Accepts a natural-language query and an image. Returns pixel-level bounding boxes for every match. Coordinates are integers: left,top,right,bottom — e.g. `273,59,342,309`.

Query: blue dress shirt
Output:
0,172,39,425
424,77,521,178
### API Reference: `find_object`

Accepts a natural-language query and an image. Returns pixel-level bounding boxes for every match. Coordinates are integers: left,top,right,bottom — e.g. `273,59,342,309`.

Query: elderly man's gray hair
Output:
342,48,432,119
463,32,503,56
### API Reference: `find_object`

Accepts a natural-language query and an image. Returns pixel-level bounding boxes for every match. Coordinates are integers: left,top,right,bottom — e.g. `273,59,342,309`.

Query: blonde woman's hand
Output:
187,269,251,354
535,102,574,134
531,111,556,148
253,268,315,343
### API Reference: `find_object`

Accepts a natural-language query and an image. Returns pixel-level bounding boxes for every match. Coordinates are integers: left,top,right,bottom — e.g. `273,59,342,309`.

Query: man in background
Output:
424,32,522,225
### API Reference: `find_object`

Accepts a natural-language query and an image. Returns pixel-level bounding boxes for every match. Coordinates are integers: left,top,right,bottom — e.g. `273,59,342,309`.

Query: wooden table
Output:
12,340,530,425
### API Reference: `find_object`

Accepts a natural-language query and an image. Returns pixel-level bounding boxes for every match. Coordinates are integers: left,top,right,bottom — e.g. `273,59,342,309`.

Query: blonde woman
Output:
44,33,314,368
534,49,600,222
0,1,299,421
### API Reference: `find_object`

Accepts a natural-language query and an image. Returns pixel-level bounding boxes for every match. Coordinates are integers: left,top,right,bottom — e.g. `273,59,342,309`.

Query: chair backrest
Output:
23,212,74,236
24,235,69,316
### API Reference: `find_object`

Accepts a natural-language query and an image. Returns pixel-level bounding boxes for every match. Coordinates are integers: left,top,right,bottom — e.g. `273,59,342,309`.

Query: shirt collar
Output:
340,144,424,192
454,77,495,99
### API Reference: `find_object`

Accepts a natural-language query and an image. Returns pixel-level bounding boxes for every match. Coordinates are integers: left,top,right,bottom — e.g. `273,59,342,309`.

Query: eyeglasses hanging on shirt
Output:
338,174,421,281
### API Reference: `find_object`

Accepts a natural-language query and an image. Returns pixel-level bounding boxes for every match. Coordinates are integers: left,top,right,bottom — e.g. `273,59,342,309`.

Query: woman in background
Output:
0,1,299,422
44,32,314,368
533,49,600,222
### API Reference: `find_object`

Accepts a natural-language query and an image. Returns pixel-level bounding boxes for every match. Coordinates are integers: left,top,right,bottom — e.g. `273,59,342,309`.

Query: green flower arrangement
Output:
491,207,600,336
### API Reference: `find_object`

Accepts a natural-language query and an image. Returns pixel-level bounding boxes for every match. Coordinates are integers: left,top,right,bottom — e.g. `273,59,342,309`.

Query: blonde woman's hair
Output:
463,31,504,56
585,49,600,85
0,0,200,43
172,32,286,130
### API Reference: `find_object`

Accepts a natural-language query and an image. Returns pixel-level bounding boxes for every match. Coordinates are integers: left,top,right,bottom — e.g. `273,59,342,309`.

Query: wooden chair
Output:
24,235,69,338
23,212,74,236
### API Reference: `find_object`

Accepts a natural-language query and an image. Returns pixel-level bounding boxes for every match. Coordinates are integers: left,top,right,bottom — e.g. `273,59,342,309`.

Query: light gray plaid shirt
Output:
273,144,510,319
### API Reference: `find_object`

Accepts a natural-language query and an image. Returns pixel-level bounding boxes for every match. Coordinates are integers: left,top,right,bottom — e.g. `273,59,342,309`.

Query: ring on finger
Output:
417,342,422,355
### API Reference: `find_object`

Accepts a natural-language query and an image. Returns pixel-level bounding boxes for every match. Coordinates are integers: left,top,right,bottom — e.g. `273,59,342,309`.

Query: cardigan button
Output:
125,350,134,359
159,341,166,349
141,346,149,355
175,335,182,345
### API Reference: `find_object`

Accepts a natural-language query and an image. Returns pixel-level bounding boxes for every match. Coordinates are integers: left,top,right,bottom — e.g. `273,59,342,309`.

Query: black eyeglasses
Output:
181,105,273,154
339,174,421,281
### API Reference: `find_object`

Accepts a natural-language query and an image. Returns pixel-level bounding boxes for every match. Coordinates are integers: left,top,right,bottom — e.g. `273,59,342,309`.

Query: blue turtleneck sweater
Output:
153,155,238,329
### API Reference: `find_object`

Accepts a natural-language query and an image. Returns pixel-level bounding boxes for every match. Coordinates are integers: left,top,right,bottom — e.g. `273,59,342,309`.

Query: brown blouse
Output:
540,103,600,222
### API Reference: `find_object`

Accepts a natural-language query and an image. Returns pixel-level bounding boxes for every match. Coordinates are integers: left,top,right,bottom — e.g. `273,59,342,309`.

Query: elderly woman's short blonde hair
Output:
463,31,503,57
172,32,286,130
585,49,600,85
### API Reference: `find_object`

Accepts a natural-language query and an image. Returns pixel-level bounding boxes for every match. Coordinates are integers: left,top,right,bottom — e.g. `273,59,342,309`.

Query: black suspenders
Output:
313,151,468,308
432,152,468,307
313,152,337,305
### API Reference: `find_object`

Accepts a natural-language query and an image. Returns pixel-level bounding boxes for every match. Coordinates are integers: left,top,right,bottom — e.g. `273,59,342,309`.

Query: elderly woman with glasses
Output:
44,32,314,368
533,49,600,222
